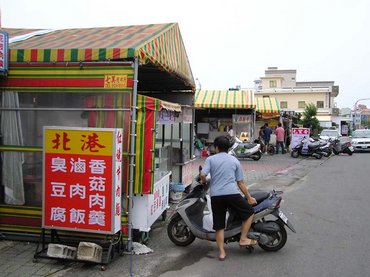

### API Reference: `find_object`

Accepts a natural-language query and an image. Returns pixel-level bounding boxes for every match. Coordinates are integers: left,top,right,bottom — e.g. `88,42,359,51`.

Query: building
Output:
254,67,339,127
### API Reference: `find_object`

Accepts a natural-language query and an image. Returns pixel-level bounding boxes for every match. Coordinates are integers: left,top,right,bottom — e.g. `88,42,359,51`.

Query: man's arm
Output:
237,180,257,205
200,172,207,185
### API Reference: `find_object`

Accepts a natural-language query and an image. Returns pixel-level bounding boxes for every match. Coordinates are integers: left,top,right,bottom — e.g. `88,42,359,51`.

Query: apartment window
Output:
317,101,324,108
298,101,306,109
269,80,277,88
280,101,287,109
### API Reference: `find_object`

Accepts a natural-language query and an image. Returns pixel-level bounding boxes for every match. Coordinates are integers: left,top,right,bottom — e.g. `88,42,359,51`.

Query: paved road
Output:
155,153,370,277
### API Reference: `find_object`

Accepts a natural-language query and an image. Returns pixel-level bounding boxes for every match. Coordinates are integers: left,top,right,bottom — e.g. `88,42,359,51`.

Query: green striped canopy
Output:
2,23,194,90
194,90,256,109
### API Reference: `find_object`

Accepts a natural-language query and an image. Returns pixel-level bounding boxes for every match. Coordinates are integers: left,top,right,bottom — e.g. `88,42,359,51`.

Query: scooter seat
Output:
308,141,320,148
250,191,270,204
243,143,257,149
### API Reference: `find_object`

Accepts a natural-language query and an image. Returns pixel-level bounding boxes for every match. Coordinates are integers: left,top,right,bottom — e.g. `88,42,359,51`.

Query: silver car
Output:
351,129,370,152
319,129,341,141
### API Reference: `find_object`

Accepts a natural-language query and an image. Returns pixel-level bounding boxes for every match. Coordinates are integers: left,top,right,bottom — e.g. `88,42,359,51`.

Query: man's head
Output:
264,123,268,127
278,122,282,127
214,135,230,153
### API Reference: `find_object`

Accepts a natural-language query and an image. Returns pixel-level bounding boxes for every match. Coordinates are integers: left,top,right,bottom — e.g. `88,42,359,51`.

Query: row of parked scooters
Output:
290,136,354,159
227,135,354,161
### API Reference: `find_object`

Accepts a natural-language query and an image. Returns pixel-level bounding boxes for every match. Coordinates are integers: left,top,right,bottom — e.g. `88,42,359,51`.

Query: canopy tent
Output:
255,97,281,115
2,23,195,92
194,90,255,109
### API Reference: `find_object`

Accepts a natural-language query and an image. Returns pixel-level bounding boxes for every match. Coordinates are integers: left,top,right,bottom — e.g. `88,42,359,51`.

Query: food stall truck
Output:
0,23,195,257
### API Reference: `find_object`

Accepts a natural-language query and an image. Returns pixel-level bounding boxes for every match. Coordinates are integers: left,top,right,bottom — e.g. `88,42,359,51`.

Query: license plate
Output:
361,146,368,149
279,210,288,224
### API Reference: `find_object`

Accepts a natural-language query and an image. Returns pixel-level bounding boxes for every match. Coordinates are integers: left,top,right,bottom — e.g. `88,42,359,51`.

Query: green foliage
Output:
302,103,321,134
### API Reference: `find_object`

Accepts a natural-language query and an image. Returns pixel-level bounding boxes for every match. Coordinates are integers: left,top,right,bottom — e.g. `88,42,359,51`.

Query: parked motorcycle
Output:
311,137,332,157
167,175,296,252
331,137,354,155
291,137,323,159
229,136,262,161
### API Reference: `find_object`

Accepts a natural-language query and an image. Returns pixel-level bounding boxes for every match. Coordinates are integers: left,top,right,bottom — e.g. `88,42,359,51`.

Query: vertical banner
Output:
43,127,123,234
0,31,9,74
291,128,310,150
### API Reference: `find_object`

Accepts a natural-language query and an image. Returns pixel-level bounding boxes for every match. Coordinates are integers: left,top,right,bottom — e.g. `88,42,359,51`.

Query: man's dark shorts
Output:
211,194,254,231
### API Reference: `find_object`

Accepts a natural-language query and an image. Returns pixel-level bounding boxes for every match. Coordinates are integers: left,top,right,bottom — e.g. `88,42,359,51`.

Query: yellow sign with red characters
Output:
44,128,114,156
103,75,127,89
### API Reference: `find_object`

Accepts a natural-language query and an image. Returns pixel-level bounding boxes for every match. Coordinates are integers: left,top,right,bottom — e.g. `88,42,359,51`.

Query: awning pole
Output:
127,57,139,252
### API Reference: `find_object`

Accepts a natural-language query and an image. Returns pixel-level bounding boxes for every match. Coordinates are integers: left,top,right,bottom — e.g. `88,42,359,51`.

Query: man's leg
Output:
276,142,280,154
239,214,255,245
215,229,226,259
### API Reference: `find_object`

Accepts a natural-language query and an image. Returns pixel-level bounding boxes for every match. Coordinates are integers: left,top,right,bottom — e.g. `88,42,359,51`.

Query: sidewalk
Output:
0,153,307,277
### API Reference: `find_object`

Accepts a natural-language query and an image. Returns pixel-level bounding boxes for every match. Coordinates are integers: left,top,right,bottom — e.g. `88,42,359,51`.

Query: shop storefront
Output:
254,97,282,144
0,23,195,249
194,90,256,153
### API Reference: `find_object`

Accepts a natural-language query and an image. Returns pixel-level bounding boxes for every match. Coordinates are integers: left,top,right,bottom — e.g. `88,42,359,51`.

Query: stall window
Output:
1,91,130,206
316,101,324,108
269,80,277,88
280,101,288,109
298,101,306,109
154,124,171,182
182,123,192,163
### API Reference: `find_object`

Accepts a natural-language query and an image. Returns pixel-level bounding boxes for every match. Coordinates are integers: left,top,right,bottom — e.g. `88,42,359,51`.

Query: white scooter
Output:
167,175,296,252
228,136,262,161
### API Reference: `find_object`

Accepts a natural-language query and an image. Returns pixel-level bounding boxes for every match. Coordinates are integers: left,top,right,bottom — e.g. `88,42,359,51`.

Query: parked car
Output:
319,129,341,141
351,129,370,152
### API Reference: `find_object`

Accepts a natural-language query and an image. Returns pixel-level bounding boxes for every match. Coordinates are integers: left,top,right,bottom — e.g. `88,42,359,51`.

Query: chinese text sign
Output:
43,127,123,234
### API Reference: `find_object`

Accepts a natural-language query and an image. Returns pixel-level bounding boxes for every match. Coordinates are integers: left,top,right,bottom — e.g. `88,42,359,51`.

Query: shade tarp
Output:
194,90,255,109
255,97,280,115
3,23,194,89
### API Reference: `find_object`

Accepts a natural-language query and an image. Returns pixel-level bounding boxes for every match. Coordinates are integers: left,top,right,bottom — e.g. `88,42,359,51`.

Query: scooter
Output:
331,137,354,155
228,136,262,161
290,137,323,159
167,177,296,252
310,137,332,157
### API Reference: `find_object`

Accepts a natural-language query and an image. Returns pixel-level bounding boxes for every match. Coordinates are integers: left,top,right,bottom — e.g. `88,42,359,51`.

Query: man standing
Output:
200,136,257,261
275,122,286,154
263,123,272,153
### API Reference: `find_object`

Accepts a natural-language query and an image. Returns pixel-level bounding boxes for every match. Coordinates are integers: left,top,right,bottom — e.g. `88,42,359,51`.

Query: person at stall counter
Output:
200,135,257,261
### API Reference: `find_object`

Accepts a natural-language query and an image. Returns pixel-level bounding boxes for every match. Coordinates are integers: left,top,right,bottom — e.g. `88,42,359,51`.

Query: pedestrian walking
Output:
275,122,286,154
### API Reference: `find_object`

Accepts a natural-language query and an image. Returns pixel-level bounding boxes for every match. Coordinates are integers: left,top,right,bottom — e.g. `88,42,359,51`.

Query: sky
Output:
1,0,370,109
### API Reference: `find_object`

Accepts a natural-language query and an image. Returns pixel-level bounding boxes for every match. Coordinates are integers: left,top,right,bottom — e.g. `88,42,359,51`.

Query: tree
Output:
302,103,321,136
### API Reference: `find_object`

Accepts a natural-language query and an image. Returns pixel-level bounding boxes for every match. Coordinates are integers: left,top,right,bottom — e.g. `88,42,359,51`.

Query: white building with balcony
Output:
254,67,339,127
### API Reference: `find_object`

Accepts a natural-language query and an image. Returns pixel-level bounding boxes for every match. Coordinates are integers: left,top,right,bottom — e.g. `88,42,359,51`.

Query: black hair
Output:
214,135,230,152
278,122,282,127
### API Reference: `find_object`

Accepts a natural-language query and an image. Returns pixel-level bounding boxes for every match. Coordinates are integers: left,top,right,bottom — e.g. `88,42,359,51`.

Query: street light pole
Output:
353,98,370,130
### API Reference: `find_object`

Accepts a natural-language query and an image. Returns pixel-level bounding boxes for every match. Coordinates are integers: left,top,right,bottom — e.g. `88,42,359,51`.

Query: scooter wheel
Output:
167,214,195,246
258,221,287,252
252,151,262,161
291,150,299,158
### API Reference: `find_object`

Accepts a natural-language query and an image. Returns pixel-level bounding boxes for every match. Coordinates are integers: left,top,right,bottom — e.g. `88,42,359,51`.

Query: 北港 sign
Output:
43,127,123,234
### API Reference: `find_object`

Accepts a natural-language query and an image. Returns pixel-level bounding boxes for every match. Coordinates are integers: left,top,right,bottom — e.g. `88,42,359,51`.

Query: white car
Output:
351,129,370,152
319,129,341,141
